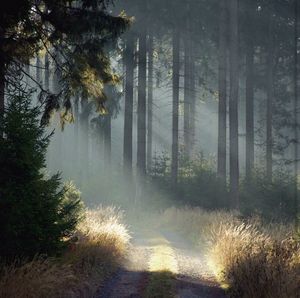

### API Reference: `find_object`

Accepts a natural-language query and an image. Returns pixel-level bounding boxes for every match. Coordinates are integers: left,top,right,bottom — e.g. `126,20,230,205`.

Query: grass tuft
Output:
144,270,175,298
0,206,130,298
208,221,300,297
159,207,300,298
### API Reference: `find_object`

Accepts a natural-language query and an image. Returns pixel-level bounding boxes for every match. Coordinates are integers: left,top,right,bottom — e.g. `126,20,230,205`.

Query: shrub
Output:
57,206,131,296
66,206,131,275
179,155,228,209
0,257,79,298
148,152,228,210
0,206,131,298
208,222,300,297
158,207,300,297
159,206,238,246
0,89,82,260
240,168,295,220
149,152,296,219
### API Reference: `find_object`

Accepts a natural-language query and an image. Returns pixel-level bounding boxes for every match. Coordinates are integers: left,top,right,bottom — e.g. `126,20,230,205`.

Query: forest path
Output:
97,229,226,298
160,230,226,298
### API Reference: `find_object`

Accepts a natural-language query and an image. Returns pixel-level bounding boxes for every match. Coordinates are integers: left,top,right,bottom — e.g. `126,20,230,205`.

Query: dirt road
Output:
97,230,226,298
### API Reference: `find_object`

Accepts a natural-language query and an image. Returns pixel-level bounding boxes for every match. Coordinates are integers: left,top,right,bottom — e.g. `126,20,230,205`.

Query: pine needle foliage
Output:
0,88,82,260
1,0,130,121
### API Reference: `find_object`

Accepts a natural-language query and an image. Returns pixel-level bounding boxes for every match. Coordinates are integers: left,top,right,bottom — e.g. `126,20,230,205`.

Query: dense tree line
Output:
1,0,299,232
100,0,298,209
42,0,299,216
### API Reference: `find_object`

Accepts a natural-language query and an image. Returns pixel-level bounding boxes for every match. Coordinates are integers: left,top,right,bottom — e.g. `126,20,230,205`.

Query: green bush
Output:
0,89,82,260
148,152,295,220
148,152,228,210
240,168,295,220
179,154,228,209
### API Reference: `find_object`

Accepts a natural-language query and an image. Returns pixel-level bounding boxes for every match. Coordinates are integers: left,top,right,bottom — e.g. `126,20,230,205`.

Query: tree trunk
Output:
171,28,180,186
44,53,50,90
147,33,154,171
266,14,274,182
0,27,5,122
104,113,112,167
44,53,51,167
217,0,228,187
36,55,42,87
229,0,239,208
74,94,80,171
189,43,196,157
53,62,63,172
0,63,4,134
25,63,30,85
0,58,4,122
137,29,147,177
245,39,254,180
80,99,89,182
123,34,135,179
294,0,299,228
184,6,191,157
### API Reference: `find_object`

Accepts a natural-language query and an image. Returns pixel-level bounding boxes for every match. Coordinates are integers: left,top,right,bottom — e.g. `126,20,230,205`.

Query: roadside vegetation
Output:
159,207,300,298
0,90,130,298
1,89,299,297
148,153,296,220
0,206,130,298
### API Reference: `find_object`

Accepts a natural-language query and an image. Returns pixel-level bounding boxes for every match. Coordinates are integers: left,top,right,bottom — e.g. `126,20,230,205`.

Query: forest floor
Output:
96,228,226,298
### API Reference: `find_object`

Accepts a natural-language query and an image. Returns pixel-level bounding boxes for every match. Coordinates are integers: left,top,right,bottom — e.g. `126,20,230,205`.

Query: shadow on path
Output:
97,229,227,298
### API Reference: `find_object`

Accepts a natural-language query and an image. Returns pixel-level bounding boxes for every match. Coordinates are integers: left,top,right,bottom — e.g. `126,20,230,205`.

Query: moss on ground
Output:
144,270,175,298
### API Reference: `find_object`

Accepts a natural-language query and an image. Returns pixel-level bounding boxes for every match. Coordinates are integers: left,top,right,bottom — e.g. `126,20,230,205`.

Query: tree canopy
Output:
0,0,130,120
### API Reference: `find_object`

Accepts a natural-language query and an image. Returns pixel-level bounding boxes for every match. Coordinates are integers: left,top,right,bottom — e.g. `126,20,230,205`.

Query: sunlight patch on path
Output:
160,230,227,297
148,235,179,274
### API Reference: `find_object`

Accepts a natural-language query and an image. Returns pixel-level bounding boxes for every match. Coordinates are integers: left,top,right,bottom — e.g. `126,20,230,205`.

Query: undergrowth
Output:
159,207,300,298
0,206,130,298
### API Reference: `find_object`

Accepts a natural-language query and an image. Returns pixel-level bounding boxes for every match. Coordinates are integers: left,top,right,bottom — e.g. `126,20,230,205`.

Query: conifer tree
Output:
0,86,82,259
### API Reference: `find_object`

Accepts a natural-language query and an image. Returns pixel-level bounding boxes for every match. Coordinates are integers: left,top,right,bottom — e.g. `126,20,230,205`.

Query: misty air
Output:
0,0,299,297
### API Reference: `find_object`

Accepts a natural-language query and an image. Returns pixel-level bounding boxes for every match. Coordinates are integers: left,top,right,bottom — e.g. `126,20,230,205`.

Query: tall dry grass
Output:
159,207,300,298
159,206,239,246
208,222,300,298
65,207,131,284
0,258,80,298
0,206,130,298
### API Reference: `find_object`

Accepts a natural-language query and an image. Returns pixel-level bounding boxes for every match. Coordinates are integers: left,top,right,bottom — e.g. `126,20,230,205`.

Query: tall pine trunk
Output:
229,0,239,208
184,6,191,157
44,53,49,90
171,28,180,186
266,14,274,182
0,25,4,114
80,99,89,182
217,0,228,187
104,113,112,167
36,56,42,87
53,62,62,172
245,41,254,180
123,34,135,179
147,33,154,171
74,94,80,171
44,54,51,167
137,29,147,177
294,0,299,228
0,49,4,123
189,42,196,156
25,63,30,85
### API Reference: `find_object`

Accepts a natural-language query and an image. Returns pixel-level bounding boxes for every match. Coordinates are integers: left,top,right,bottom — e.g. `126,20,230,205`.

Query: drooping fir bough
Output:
0,0,130,122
